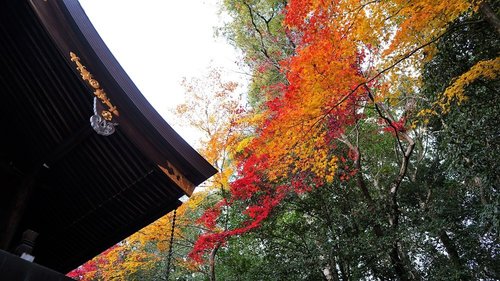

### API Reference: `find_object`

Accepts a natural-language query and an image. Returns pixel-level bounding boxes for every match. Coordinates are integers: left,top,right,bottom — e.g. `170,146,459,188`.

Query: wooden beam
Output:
41,125,92,169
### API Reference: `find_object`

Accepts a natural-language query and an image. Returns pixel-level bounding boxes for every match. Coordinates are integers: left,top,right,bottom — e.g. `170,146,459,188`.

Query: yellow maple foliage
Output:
437,57,500,113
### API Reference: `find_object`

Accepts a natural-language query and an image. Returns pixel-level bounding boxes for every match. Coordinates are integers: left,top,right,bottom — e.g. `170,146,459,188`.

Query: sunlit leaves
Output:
176,67,246,189
70,0,498,277
188,0,484,265
437,57,500,113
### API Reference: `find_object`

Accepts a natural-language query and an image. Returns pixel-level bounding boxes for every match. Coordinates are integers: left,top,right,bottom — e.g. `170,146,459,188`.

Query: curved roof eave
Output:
29,0,217,190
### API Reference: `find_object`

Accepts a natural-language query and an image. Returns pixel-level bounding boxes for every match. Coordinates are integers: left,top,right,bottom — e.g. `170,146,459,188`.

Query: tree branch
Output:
243,1,281,70
479,0,500,36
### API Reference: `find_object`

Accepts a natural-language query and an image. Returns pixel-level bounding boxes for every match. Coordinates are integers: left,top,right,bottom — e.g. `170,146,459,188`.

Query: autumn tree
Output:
176,67,243,188
171,66,246,281
69,1,499,279
189,0,500,280
218,0,294,110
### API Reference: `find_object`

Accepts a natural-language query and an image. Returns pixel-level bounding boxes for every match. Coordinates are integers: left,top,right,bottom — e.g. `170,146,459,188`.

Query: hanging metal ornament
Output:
90,97,118,136
69,52,119,136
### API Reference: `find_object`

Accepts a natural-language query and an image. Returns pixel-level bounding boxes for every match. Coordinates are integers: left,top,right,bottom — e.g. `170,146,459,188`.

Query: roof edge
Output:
29,0,217,187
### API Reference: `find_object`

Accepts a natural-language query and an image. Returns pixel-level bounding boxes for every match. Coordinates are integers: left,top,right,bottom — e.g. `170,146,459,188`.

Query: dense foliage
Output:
69,1,499,280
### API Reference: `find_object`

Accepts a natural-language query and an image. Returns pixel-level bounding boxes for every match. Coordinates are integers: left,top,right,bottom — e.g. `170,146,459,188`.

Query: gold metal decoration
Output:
70,52,119,120
158,163,195,196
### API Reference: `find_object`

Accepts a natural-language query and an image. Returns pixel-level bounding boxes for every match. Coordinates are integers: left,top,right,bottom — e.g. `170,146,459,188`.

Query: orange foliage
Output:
189,0,477,263
68,193,206,280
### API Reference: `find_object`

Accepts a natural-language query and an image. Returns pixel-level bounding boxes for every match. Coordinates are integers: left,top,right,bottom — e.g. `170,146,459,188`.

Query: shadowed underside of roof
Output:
0,0,216,273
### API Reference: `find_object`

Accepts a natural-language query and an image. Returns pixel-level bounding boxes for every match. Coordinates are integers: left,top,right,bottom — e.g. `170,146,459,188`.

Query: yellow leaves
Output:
251,112,339,184
383,0,472,55
307,141,338,183
344,0,474,108
437,57,500,113
234,135,253,155
157,240,169,252
415,108,438,126
416,57,500,128
80,191,211,279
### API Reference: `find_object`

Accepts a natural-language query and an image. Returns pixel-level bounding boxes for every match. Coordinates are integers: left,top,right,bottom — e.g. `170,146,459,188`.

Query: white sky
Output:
78,0,242,146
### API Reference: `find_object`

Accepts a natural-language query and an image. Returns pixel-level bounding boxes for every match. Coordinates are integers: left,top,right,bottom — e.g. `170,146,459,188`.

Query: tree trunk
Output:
479,1,500,36
438,230,461,266
389,245,410,281
438,230,470,281
209,243,221,281
325,255,340,281
338,259,349,281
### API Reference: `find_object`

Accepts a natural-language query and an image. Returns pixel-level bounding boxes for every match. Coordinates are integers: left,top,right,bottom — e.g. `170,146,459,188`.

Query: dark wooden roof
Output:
0,250,74,281
0,0,216,274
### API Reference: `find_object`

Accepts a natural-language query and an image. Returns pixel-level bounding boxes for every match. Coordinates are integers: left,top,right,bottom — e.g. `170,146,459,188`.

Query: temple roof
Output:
0,0,216,273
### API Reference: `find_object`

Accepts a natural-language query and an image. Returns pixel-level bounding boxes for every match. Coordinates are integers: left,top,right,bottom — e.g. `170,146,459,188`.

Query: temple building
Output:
0,0,217,279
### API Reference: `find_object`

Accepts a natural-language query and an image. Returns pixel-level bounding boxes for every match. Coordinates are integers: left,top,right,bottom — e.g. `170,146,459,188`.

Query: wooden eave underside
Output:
0,0,216,273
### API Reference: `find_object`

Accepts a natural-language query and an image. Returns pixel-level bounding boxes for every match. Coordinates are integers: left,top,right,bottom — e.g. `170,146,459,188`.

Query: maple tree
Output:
67,195,205,280
68,0,499,279
176,67,244,188
188,0,499,280
174,67,246,281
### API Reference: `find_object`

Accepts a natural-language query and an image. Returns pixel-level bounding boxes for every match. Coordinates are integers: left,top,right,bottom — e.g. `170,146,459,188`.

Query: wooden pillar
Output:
0,125,92,251
0,171,38,251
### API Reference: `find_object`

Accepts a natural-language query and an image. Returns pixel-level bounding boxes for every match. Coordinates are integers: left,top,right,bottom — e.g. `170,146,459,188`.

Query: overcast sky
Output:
78,0,241,145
